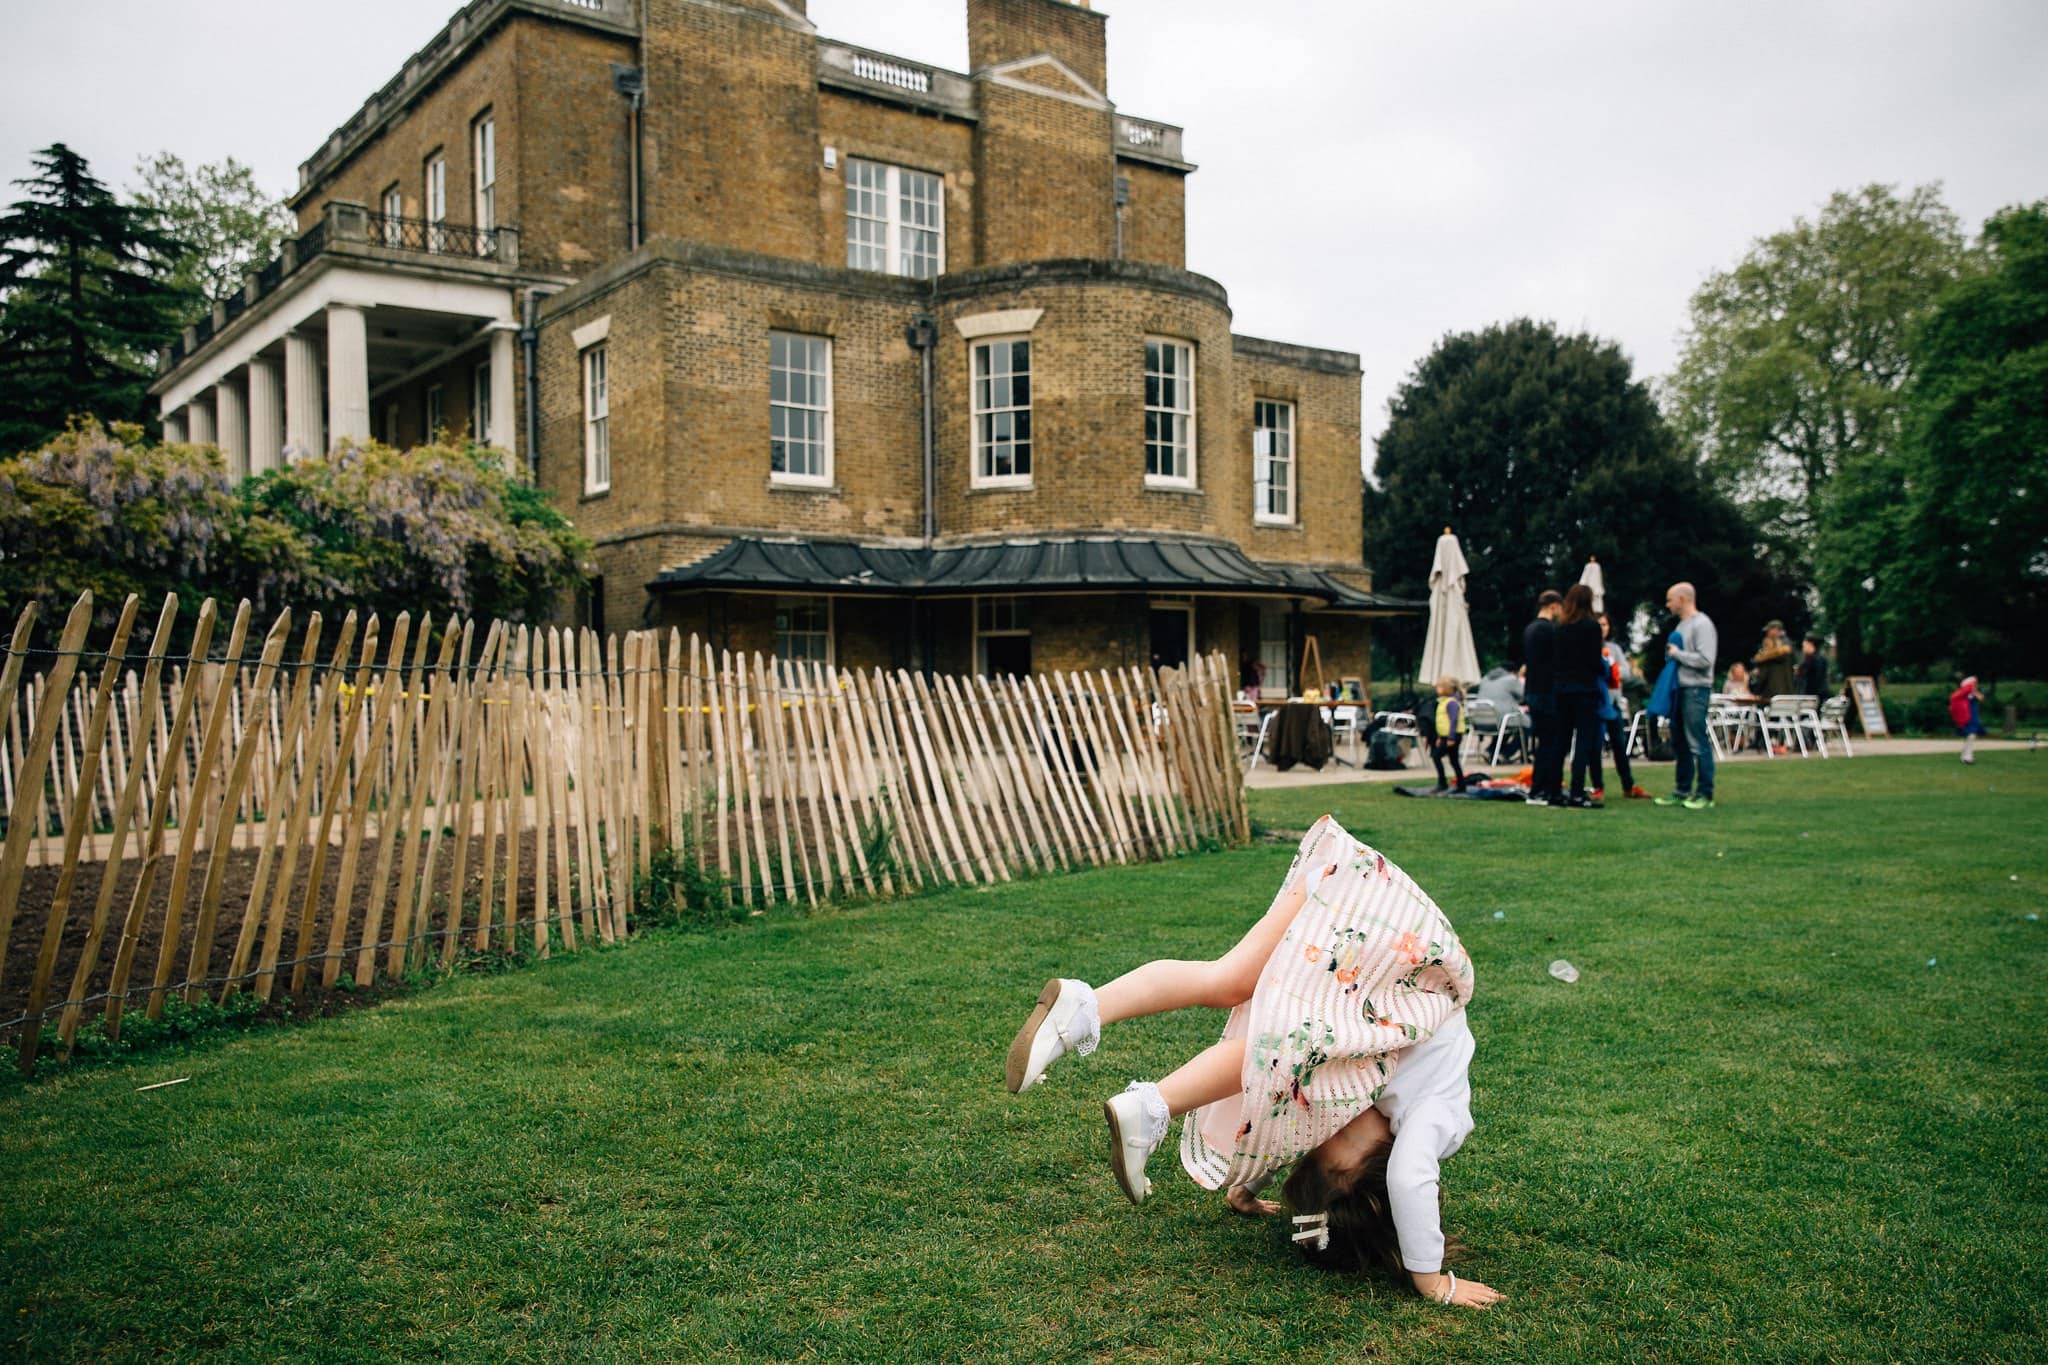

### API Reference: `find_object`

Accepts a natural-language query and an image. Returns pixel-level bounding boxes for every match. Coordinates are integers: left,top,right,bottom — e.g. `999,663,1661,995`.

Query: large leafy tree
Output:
132,152,295,326
1855,201,2048,677
0,144,195,454
1666,184,1968,666
1365,319,1802,672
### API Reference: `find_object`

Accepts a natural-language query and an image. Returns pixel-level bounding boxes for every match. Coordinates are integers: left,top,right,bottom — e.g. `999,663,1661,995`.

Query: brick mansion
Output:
151,0,1409,689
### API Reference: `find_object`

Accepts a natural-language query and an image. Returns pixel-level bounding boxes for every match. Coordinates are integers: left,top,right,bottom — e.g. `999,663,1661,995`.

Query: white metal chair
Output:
1233,702,1261,758
1328,705,1364,765
1818,695,1855,757
1242,707,1279,771
1708,693,1766,759
1761,694,1823,756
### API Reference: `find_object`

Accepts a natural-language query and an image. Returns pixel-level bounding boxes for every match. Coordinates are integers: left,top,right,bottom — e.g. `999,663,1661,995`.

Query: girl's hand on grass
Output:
1224,1185,1281,1217
1412,1271,1504,1309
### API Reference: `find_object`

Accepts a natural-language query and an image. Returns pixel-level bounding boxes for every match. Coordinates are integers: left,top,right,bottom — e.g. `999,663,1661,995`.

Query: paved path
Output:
1242,735,2040,791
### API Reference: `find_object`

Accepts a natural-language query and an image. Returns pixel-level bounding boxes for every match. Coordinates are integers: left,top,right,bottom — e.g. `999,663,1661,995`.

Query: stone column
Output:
284,330,324,460
213,377,249,480
325,302,371,444
188,394,217,446
489,326,517,458
247,355,285,474
162,409,187,444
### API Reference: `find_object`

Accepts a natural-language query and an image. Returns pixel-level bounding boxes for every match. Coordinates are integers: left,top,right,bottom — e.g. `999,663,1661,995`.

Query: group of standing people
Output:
1518,583,1656,808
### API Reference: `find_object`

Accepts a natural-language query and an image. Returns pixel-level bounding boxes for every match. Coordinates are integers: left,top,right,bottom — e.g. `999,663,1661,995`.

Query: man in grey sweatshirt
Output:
1656,582,1718,808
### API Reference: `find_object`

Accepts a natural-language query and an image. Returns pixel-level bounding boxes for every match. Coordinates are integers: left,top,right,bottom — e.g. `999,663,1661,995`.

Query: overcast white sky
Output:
6,1,2046,475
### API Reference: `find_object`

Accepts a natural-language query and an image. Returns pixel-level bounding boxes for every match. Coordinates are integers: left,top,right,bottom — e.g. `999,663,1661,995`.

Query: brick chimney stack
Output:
968,0,1108,95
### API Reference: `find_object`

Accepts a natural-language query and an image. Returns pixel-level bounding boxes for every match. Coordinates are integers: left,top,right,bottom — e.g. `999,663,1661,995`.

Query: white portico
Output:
152,201,548,474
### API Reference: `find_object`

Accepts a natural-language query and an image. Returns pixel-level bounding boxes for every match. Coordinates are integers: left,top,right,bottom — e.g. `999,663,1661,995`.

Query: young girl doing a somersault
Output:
1005,815,1502,1309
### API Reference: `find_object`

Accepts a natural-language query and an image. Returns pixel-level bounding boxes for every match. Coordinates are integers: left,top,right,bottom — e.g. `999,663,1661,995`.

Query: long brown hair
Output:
1282,1146,1463,1279
1561,582,1595,625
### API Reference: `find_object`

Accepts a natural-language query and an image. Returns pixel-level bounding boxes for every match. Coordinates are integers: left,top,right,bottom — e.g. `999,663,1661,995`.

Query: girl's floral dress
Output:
1181,814,1476,1191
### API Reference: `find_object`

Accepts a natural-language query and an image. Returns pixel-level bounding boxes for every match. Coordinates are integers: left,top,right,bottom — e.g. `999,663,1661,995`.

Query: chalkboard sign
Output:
1848,676,1889,737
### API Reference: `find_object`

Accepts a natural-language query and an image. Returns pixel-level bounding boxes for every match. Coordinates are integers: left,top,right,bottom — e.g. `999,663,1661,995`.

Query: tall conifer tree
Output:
0,143,194,453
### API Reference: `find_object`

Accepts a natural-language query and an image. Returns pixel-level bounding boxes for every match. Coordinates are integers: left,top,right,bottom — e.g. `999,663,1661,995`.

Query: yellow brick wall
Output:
1118,162,1187,271
968,0,1108,93
973,82,1115,264
642,0,823,262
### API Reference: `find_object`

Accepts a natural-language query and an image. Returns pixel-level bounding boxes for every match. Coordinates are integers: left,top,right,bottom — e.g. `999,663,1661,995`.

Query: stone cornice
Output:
1231,333,1361,376
935,258,1230,313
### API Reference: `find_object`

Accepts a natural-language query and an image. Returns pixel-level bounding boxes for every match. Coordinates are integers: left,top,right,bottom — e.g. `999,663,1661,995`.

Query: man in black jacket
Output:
1523,589,1564,804
1794,636,1830,698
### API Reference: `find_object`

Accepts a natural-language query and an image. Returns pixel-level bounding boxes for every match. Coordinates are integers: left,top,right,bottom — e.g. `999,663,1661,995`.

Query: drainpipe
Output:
904,312,939,673
520,285,559,482
612,64,646,251
906,313,938,545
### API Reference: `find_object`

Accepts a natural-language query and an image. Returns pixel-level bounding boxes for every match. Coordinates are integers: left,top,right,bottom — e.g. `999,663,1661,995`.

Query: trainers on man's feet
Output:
1683,795,1716,810
1590,788,1605,802
1625,785,1653,800
1104,1081,1170,1205
1005,978,1100,1094
1525,794,1551,807
1654,793,1691,807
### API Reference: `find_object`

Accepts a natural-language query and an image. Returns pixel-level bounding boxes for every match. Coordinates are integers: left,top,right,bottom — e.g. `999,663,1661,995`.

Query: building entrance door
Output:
1149,606,1192,672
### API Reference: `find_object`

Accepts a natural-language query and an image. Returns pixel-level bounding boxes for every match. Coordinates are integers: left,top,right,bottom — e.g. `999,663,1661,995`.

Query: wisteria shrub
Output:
242,438,589,630
0,420,318,644
0,424,587,651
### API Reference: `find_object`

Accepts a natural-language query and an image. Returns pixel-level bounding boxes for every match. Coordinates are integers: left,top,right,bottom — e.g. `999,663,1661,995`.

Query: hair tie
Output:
1289,1212,1330,1251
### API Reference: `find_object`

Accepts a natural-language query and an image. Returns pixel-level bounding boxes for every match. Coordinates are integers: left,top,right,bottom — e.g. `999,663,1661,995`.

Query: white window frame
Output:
844,157,944,280
583,343,610,495
973,597,1032,677
472,113,496,236
774,595,834,666
1253,398,1295,525
425,383,444,440
380,184,403,246
971,336,1033,489
768,332,833,487
424,153,447,252
471,360,492,444
1144,338,1196,488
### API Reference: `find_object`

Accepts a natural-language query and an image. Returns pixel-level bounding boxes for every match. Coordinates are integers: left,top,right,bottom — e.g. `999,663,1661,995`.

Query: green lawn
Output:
4,755,2045,1361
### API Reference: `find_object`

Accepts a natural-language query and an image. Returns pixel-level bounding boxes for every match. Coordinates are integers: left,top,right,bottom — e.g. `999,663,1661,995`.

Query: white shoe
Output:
1004,978,1099,1094
1103,1081,1170,1205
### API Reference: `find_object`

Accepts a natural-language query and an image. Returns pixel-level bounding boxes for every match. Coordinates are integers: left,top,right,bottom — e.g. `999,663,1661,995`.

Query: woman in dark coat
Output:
1553,584,1607,807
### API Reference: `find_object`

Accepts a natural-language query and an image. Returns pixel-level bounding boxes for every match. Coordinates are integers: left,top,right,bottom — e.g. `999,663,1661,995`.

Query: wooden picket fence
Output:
0,590,1250,1072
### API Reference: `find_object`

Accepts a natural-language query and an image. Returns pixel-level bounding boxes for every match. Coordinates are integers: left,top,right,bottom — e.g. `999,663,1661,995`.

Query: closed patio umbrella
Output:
1418,528,1481,687
1579,556,1605,613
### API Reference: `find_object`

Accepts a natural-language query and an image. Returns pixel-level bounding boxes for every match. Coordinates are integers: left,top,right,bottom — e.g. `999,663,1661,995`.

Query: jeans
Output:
1559,686,1603,797
1672,685,1715,798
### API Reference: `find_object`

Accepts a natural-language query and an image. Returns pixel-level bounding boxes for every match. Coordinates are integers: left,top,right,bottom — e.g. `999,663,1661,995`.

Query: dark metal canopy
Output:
648,536,1419,612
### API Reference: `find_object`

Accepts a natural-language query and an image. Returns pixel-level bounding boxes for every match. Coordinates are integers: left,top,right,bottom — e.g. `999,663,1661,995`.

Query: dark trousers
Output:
1593,716,1636,793
1429,735,1465,787
1528,695,1563,798
1559,687,1603,797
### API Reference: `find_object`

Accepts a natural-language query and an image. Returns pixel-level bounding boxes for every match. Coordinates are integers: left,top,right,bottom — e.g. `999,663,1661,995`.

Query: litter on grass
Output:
1548,960,1579,984
135,1077,189,1093
1493,911,1506,921
1927,958,1939,968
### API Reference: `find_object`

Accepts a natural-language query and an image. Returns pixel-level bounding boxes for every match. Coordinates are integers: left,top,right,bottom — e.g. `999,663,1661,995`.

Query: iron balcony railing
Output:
365,212,502,259
161,206,514,372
